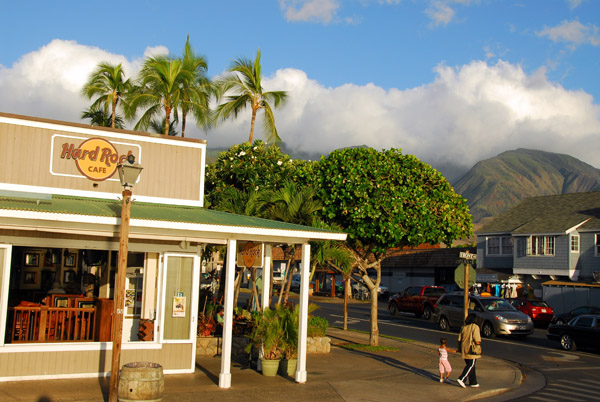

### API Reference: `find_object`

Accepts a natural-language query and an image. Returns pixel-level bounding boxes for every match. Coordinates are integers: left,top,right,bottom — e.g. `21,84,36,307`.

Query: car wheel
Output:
439,316,450,332
389,303,398,316
423,305,433,321
560,334,577,351
482,322,495,338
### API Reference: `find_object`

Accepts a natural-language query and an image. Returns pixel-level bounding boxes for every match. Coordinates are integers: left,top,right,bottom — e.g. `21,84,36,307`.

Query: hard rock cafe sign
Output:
57,137,138,181
237,242,263,268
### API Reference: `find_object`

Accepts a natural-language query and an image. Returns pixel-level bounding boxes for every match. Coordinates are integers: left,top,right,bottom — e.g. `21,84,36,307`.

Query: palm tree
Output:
126,56,193,136
81,106,125,129
81,63,131,129
215,49,288,145
149,117,179,136
262,182,322,304
179,36,212,137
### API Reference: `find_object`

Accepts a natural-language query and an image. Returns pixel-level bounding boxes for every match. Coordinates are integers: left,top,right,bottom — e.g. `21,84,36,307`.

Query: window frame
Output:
486,236,513,256
570,235,580,252
528,235,555,256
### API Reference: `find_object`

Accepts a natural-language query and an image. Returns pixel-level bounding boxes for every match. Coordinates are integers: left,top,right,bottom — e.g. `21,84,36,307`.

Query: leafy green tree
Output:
180,36,212,137
126,56,193,135
81,63,131,128
312,147,473,345
80,106,125,129
214,49,288,145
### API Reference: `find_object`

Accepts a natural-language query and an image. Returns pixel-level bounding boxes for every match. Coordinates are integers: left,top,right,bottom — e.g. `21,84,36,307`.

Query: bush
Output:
307,315,328,337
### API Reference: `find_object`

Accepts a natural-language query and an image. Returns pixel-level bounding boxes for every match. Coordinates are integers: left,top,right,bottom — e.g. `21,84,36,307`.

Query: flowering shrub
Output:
204,140,307,207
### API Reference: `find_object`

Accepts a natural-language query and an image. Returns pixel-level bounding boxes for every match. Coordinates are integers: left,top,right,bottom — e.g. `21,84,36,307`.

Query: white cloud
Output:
566,0,584,10
1,40,600,180
279,0,340,24
537,20,600,48
425,1,455,27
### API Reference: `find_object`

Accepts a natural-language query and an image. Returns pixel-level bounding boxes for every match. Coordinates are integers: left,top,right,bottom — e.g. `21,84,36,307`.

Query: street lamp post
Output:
109,155,143,402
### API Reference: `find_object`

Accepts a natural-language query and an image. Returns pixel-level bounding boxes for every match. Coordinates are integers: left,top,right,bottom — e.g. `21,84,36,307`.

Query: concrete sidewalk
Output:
0,326,537,402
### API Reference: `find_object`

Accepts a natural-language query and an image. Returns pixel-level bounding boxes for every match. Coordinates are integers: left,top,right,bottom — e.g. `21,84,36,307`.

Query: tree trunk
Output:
250,267,260,311
181,112,187,138
249,107,257,143
343,275,350,330
111,93,117,129
164,107,171,136
232,267,244,309
369,287,379,346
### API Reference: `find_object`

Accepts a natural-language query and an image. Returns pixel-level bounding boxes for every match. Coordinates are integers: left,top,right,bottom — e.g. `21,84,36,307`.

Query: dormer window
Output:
486,236,513,255
528,235,555,256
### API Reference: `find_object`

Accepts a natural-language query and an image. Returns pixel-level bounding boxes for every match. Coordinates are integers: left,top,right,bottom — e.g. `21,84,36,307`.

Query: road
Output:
312,297,600,402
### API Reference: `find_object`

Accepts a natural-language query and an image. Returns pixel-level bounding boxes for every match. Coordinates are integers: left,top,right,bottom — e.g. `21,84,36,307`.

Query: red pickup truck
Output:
388,286,445,320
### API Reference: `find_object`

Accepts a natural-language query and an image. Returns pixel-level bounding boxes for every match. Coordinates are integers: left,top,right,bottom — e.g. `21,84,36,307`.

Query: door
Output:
160,253,200,343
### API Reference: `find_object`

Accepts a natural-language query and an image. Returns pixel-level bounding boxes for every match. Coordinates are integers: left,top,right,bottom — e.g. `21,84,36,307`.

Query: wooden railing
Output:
9,306,96,342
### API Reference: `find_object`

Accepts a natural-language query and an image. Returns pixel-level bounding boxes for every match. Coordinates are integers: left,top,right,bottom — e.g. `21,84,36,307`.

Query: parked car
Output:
507,298,554,327
272,270,283,288
388,286,445,320
432,292,534,338
551,306,600,325
546,314,600,351
290,274,301,292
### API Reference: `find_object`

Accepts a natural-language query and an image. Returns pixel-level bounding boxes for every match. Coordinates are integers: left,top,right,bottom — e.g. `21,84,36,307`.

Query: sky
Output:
1,0,599,181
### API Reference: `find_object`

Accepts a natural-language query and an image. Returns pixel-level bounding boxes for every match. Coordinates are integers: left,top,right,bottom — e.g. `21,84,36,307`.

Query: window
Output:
528,236,555,256
571,235,579,252
487,236,513,255
596,234,600,256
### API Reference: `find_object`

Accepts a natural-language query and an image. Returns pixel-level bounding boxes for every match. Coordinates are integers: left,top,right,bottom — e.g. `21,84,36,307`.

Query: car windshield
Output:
480,298,515,311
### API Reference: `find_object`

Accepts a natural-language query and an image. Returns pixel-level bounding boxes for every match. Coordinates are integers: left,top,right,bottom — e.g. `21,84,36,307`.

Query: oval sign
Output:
75,138,120,181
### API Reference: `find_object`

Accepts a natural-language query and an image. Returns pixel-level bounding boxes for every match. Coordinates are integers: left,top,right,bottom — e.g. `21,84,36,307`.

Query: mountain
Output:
453,148,600,225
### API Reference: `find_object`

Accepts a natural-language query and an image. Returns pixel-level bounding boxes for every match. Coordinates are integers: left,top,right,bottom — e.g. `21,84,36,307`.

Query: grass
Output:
331,326,415,343
336,342,399,352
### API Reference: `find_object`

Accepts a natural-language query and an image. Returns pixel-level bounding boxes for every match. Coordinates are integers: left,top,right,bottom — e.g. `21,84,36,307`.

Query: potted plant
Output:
245,307,284,376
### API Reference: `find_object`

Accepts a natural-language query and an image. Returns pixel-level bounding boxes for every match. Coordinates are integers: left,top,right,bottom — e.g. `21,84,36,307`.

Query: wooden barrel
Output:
118,362,164,402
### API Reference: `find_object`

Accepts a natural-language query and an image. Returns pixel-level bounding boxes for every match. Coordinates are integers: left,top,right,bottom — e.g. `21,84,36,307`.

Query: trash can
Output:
118,362,164,402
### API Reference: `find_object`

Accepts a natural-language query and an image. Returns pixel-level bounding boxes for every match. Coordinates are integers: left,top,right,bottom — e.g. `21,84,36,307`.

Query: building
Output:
0,112,345,385
476,191,600,312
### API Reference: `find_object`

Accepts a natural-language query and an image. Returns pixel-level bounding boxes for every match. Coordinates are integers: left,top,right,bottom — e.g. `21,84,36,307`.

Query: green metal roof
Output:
477,191,600,235
0,193,344,237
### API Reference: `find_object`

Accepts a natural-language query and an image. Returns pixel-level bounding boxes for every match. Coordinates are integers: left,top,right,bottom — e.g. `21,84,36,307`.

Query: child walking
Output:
438,337,455,383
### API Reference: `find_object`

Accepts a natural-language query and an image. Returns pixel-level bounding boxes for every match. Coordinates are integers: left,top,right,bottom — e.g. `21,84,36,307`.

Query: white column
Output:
262,244,272,311
295,243,310,383
219,239,237,388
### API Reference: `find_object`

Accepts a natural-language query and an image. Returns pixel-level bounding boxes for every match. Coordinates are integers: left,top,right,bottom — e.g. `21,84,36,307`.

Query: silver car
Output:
433,293,534,338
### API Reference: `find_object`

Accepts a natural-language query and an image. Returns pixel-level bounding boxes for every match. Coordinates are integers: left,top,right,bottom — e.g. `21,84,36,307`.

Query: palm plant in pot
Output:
245,307,284,376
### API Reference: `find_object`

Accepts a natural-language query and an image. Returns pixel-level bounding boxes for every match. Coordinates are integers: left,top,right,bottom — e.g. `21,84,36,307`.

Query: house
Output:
476,191,600,313
0,112,346,386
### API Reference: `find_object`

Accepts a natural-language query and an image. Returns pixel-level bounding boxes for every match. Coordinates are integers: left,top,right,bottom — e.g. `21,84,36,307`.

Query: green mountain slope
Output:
453,148,600,224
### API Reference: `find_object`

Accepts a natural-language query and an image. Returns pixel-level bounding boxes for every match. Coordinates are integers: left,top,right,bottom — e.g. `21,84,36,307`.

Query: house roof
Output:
381,247,463,268
477,191,600,235
0,192,347,244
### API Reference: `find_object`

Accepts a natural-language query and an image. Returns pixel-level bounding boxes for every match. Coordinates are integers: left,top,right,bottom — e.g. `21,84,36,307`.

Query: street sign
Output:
459,251,477,260
454,263,476,289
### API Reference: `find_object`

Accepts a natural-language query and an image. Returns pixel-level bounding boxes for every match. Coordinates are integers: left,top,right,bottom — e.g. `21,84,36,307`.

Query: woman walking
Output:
457,313,482,388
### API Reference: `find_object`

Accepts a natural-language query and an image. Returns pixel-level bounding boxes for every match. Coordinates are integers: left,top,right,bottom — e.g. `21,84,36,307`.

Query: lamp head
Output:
117,155,143,189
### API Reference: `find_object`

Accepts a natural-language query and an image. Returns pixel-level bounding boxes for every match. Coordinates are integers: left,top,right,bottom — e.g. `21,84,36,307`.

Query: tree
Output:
312,147,473,345
81,106,124,129
204,140,304,207
149,117,179,136
126,55,193,135
179,36,212,137
261,182,323,304
214,49,288,145
81,63,131,128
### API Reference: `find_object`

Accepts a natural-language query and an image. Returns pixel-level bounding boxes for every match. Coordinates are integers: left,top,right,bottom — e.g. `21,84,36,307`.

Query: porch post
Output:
262,245,272,311
296,243,310,383
219,239,236,388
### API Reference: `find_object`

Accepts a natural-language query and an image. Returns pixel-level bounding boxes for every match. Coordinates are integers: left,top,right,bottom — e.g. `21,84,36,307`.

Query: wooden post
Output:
109,188,132,402
463,262,470,322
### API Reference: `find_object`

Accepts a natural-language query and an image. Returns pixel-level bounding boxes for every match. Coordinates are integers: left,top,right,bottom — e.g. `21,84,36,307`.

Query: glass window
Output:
163,255,195,341
571,235,580,252
487,236,513,255
528,236,555,256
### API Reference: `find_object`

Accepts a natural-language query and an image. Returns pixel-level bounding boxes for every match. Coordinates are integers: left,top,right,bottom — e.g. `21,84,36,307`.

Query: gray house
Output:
476,191,600,313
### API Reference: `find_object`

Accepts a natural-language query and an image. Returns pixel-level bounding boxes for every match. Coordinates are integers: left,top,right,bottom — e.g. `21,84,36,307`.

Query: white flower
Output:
229,157,233,161
289,159,293,163
277,160,283,166
255,186,259,191
239,151,246,156
253,146,258,151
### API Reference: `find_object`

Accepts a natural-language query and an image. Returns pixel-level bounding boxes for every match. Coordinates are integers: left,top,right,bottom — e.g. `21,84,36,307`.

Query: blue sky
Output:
1,0,599,180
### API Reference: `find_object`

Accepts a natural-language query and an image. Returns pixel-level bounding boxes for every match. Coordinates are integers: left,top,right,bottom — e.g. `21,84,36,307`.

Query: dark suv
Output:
432,293,534,338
